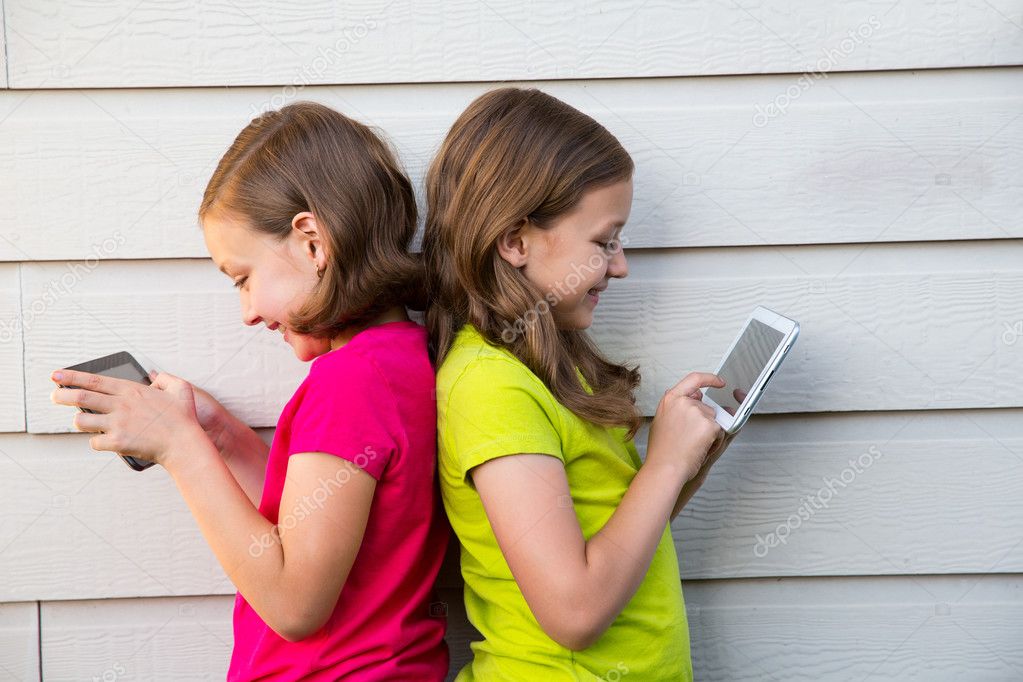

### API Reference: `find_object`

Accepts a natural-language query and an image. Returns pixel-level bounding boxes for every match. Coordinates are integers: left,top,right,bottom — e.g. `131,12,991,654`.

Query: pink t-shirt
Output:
228,320,450,681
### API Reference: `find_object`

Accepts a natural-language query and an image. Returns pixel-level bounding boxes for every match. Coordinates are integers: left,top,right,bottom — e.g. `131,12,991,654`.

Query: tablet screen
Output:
63,352,151,393
95,361,149,383
704,318,785,415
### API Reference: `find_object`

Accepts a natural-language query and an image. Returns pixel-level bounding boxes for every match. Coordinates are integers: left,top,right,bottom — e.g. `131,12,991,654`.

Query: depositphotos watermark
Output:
752,445,883,558
1001,320,1022,346
249,17,380,117
0,232,127,344
752,15,881,128
499,237,627,344
599,662,630,681
90,662,125,682
248,446,377,557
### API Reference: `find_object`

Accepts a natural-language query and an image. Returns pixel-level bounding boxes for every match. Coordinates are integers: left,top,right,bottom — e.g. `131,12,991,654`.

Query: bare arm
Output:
52,367,369,641
470,372,723,651
205,403,271,507
167,429,375,642
472,453,690,651
670,430,736,519
163,373,270,507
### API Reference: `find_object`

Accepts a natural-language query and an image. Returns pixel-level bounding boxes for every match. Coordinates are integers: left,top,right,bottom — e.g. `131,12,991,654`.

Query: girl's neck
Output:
329,306,410,351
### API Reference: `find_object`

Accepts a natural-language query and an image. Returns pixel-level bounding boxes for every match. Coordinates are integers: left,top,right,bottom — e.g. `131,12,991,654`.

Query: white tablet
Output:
701,306,799,435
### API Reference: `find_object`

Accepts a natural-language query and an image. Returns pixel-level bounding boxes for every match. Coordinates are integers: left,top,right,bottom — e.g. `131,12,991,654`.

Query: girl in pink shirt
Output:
49,102,449,680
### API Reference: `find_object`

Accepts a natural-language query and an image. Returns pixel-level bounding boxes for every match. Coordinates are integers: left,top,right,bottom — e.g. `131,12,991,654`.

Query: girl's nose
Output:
241,298,262,326
607,247,628,279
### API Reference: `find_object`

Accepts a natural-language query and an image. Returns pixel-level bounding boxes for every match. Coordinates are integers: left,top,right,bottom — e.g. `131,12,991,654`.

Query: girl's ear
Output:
291,211,328,274
496,219,530,268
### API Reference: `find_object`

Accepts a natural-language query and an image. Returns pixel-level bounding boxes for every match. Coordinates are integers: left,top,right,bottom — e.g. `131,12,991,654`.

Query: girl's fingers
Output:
72,411,106,433
88,433,119,453
669,372,725,397
51,387,115,413
149,370,185,392
50,369,123,395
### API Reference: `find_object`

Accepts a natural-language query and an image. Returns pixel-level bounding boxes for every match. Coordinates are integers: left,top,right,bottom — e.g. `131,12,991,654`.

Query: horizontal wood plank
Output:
5,1,1022,88
5,408,1021,600
0,68,1019,260
17,242,1023,434
0,431,234,602
39,589,473,682
660,409,1023,579
591,242,1023,414
35,576,1023,682
40,596,232,681
685,574,1023,681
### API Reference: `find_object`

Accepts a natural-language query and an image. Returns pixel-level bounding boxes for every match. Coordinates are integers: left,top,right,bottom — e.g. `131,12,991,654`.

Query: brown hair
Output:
423,87,642,438
199,101,423,339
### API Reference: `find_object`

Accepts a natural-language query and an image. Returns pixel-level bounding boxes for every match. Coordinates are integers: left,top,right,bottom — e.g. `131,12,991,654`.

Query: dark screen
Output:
704,318,784,415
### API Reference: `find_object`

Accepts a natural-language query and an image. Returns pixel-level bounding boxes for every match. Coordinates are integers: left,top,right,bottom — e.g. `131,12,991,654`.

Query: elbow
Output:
542,618,605,652
267,605,332,643
535,588,609,651
264,573,350,642
273,615,328,643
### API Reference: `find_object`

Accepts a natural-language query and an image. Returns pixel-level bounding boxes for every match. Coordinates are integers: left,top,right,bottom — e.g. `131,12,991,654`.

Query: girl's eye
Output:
233,277,248,289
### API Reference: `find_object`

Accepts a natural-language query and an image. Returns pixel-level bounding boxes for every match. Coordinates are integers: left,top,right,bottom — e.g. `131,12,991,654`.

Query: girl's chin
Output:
287,335,338,362
553,309,594,331
291,347,313,362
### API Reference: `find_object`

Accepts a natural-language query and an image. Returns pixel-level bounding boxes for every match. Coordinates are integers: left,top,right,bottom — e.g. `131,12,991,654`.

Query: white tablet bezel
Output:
700,306,799,435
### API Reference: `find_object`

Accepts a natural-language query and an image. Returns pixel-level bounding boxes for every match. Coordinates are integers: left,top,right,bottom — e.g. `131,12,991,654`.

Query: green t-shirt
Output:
436,324,692,681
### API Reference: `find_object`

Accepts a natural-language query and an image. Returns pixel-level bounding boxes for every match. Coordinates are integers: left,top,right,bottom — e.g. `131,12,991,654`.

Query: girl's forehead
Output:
574,180,633,223
203,214,252,266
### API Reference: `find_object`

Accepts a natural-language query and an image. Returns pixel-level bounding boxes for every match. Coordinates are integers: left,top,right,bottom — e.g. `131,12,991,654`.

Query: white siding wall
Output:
1,2,1021,680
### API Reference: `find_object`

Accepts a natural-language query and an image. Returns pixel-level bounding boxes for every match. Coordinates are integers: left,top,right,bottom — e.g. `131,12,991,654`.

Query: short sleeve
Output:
440,355,564,485
288,352,399,480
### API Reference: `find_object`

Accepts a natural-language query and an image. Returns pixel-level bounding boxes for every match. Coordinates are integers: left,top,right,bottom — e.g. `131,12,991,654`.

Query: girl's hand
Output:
645,372,725,483
50,368,204,468
149,370,226,435
144,371,268,505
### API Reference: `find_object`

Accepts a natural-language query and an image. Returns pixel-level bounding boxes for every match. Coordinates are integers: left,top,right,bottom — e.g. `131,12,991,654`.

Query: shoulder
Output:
308,345,387,389
438,326,550,401
299,344,407,426
436,327,566,442
310,322,430,388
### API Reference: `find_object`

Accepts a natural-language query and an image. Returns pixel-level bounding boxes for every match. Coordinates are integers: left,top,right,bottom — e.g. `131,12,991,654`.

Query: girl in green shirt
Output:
423,87,734,681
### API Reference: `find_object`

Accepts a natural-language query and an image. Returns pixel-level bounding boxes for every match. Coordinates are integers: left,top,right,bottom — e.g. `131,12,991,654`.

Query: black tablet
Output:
60,351,155,471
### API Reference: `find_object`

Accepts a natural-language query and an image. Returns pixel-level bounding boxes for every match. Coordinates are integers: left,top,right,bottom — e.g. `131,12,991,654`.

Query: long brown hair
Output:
423,87,642,438
199,101,423,339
